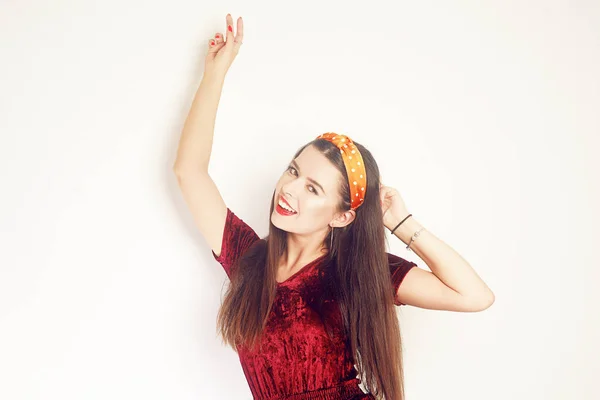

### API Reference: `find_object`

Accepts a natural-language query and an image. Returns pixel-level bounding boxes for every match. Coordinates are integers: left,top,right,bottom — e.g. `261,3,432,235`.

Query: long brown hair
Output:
216,137,407,399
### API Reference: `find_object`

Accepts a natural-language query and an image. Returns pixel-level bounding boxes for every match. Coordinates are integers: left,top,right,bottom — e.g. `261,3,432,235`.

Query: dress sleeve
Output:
387,252,418,306
211,207,260,279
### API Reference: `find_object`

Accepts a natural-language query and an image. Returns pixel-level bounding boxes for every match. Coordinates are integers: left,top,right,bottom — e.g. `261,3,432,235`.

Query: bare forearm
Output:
387,217,494,302
173,72,226,173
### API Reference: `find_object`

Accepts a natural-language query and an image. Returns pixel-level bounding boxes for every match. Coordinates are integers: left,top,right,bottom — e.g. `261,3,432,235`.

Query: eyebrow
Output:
291,160,326,194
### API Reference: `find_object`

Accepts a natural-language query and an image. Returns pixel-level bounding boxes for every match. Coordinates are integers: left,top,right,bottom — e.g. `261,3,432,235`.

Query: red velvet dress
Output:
212,207,417,400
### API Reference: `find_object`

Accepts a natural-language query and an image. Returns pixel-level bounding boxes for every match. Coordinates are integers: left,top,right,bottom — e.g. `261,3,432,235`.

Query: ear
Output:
331,209,356,228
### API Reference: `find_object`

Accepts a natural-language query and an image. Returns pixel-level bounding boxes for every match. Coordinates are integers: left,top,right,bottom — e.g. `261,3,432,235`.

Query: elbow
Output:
464,290,495,312
475,291,495,311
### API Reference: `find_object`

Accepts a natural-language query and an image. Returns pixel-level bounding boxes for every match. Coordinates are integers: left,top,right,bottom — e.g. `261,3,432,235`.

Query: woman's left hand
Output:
379,182,410,231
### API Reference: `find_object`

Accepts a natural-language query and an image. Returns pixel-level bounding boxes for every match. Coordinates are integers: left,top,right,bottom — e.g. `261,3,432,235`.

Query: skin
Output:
203,15,390,280
193,14,495,309
271,145,357,276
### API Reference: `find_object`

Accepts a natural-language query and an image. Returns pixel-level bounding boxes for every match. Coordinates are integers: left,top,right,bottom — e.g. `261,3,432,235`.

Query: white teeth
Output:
278,199,296,213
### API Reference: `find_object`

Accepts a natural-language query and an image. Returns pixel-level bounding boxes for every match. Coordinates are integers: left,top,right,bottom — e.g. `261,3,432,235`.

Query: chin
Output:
270,213,284,231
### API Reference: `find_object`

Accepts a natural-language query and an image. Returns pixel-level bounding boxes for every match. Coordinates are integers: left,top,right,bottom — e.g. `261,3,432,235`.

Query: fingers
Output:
208,37,216,52
208,31,225,54
208,14,242,55
208,37,223,53
225,14,234,44
234,16,244,45
225,14,243,49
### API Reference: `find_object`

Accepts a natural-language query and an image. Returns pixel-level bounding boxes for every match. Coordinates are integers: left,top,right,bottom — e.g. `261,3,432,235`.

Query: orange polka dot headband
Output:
316,133,367,211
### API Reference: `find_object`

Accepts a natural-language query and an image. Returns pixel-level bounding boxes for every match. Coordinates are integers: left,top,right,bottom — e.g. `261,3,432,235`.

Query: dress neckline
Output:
276,253,329,285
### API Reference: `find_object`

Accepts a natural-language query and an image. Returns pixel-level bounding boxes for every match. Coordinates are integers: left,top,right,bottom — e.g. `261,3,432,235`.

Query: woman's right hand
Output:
204,13,244,79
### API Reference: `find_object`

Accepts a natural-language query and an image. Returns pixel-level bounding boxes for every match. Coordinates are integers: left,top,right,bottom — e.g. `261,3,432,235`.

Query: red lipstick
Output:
276,194,297,216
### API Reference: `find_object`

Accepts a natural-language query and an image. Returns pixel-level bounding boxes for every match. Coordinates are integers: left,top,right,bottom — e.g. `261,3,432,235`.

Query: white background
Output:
1,1,598,399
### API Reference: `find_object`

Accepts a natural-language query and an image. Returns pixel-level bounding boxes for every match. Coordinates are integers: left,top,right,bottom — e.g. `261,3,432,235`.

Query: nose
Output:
280,187,293,200
280,183,299,201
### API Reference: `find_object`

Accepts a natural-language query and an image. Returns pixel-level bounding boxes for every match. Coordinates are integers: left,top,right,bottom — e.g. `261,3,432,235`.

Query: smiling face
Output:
271,145,347,234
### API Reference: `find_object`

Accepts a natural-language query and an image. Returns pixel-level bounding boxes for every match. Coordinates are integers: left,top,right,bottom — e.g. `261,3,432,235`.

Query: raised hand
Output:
205,13,244,78
379,182,410,231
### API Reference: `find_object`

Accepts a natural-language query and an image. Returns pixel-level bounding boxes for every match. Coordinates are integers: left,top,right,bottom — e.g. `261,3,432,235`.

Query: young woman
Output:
173,14,494,400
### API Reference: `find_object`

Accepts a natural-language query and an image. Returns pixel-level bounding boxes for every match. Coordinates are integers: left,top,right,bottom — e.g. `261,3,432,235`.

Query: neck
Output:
280,231,329,270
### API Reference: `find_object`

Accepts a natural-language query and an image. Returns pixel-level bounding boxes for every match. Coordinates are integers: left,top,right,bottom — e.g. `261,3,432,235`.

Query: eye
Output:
287,166,318,195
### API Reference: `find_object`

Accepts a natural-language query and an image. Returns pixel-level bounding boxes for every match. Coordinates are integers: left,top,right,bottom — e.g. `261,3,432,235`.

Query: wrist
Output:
202,70,226,84
385,212,410,232
389,215,422,244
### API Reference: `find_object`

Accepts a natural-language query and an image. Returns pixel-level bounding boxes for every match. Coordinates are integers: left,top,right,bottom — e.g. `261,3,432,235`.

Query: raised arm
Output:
173,14,244,256
173,13,243,174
